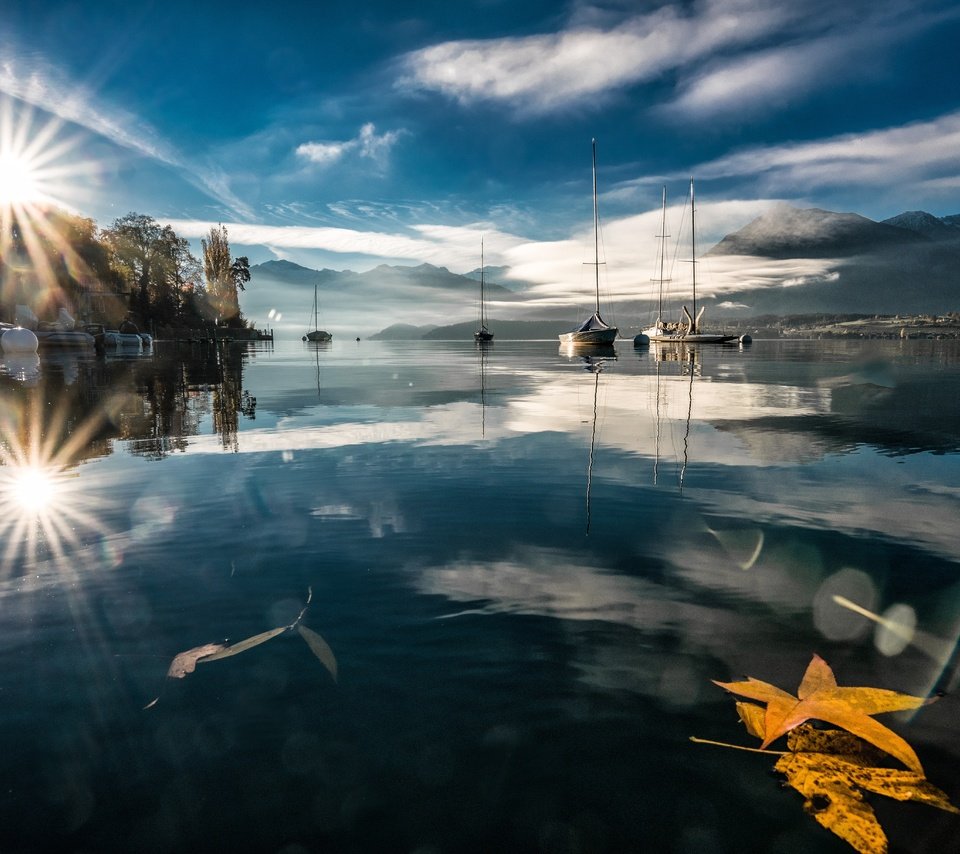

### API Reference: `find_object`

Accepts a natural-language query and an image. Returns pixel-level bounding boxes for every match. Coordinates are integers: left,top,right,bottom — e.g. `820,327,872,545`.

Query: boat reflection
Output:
558,341,617,361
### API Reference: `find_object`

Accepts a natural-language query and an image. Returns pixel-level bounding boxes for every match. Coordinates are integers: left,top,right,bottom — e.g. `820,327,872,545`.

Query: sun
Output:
0,150,43,205
9,465,56,512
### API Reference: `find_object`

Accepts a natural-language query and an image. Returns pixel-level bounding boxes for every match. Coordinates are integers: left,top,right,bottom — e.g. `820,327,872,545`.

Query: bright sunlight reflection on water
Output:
8,465,56,512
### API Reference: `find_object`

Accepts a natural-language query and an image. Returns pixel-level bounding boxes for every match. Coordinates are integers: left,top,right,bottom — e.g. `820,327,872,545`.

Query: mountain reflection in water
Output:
0,338,958,854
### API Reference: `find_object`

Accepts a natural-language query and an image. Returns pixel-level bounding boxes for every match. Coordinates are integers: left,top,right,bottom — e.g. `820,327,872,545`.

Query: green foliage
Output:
1,203,252,332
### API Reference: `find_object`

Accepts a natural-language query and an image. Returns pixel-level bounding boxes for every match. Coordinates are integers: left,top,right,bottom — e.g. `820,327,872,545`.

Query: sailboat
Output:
302,283,332,342
558,139,618,346
474,237,494,343
639,179,737,345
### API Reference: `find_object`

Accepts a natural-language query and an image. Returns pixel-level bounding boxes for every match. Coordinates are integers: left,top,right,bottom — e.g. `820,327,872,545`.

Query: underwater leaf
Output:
715,654,929,773
198,626,287,662
774,752,888,854
297,624,338,682
776,750,959,853
787,725,884,764
167,643,228,678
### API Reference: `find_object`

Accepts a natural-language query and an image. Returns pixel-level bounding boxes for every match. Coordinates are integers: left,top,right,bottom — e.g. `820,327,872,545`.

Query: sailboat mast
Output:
689,178,697,330
656,186,667,321
592,138,600,313
480,236,485,328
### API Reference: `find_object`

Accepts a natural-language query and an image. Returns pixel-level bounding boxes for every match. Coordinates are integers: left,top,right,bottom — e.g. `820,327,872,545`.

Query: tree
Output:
201,225,249,326
103,213,202,327
103,213,164,318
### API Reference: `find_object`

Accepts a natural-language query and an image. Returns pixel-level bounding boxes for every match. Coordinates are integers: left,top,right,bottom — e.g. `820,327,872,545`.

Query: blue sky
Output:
3,0,960,329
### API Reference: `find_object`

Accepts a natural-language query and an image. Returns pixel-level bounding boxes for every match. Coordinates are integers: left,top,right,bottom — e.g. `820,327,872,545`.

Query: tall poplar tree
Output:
202,224,249,325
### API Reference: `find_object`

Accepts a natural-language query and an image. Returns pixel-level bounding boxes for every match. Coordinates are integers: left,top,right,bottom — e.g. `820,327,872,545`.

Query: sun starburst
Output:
1,94,103,322
0,388,114,581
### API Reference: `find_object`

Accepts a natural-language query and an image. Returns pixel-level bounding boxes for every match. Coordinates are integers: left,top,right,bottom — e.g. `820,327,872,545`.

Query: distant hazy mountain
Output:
881,211,960,240
368,323,438,340
251,259,515,297
708,204,923,258
701,204,960,316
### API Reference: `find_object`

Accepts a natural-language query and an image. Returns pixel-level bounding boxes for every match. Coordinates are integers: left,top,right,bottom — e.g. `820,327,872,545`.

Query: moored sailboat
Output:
302,283,332,343
559,139,618,346
639,179,736,346
474,237,494,343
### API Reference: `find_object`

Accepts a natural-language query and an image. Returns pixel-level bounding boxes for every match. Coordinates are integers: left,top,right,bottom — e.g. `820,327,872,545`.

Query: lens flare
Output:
0,391,114,581
9,465,56,512
1,94,101,323
0,151,43,205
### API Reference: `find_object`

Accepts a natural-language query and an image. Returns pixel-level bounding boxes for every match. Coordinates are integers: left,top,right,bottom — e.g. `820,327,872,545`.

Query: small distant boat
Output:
34,329,96,350
34,308,95,350
474,237,494,343
559,139,618,346
639,179,737,346
103,330,143,349
303,283,332,343
101,319,146,351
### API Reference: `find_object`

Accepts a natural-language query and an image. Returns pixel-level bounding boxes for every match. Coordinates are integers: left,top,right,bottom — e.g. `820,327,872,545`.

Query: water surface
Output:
2,338,959,853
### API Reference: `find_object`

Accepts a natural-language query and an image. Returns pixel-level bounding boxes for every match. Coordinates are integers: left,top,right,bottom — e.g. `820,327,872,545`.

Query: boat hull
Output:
474,330,494,343
558,328,618,345
648,333,738,344
641,324,736,345
104,331,143,349
304,330,332,342
35,330,96,350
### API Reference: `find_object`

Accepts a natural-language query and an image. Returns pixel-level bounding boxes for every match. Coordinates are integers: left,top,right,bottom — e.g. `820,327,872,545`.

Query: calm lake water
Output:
1,337,959,853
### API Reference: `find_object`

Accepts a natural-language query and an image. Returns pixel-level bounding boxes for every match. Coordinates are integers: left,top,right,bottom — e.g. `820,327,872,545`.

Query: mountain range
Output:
248,206,960,337
701,206,960,317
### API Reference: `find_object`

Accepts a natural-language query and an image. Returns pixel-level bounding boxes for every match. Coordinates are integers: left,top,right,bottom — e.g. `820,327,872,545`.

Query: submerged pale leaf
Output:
167,643,228,678
298,624,338,681
199,627,287,662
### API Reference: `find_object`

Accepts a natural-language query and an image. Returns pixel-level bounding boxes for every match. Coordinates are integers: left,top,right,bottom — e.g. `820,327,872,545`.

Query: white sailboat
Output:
302,283,332,343
639,179,736,345
558,139,618,346
474,237,494,343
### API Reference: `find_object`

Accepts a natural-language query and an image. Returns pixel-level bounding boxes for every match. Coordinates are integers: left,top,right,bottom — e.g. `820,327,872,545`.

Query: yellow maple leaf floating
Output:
701,655,959,854
714,653,928,772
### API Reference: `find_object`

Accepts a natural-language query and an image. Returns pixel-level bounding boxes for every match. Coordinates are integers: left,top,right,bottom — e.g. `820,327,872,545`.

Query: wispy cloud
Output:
296,123,405,171
693,109,960,193
661,2,960,121
400,0,957,121
0,50,253,218
398,1,791,113
660,38,842,119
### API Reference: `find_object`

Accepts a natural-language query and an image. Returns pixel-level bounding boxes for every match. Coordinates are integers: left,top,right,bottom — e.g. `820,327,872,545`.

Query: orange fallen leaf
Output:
715,654,929,773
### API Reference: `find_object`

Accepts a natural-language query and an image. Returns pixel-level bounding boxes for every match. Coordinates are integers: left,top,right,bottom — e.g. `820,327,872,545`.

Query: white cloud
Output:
296,122,404,170
693,110,960,191
398,1,791,113
296,140,349,165
661,39,838,119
